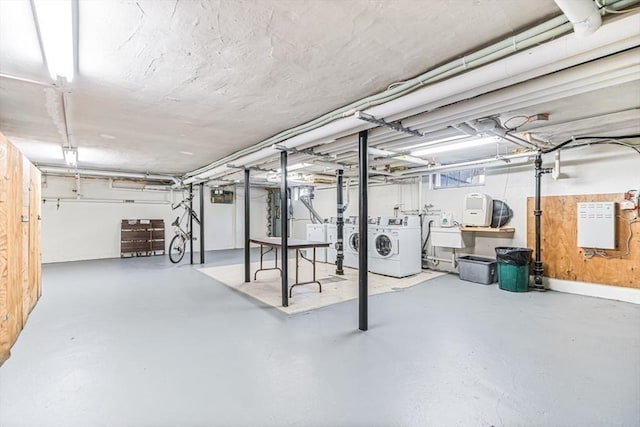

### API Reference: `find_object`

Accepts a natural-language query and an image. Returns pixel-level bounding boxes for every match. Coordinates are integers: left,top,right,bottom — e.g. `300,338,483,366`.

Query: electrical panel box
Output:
577,202,616,249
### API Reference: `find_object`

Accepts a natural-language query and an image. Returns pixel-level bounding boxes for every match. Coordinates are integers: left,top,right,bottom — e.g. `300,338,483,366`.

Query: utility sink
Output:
430,227,474,248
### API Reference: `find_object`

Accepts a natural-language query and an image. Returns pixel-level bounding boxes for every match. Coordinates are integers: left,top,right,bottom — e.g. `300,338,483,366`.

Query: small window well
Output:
434,167,486,189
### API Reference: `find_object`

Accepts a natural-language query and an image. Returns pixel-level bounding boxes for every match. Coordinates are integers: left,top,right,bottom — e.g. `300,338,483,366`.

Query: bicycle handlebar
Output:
171,195,196,211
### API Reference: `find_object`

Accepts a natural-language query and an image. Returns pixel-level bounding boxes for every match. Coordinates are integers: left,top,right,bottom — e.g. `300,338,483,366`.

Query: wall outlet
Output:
620,200,636,210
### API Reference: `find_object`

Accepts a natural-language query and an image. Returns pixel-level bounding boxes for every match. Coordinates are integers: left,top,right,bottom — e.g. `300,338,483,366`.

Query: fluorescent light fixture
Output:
63,146,77,166
266,171,308,183
276,162,311,173
404,134,468,151
32,0,75,82
369,147,432,166
392,154,432,166
411,137,500,157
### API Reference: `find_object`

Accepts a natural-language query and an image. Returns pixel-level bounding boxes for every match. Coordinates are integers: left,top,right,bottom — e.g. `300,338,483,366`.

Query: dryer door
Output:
349,232,359,253
375,233,397,258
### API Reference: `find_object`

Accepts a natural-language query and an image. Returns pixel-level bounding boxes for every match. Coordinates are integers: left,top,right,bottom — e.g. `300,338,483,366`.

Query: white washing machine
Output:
305,223,327,263
344,216,359,269
326,218,337,265
369,215,421,278
368,216,389,274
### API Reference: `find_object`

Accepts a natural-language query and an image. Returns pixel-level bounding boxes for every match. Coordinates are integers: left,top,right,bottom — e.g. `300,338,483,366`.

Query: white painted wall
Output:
41,176,268,263
303,145,639,300
234,186,269,248
422,145,640,268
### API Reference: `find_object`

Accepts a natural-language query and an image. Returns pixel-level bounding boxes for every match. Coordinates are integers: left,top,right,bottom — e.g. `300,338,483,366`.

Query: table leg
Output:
260,244,263,269
314,248,321,293
289,246,323,297
254,245,282,280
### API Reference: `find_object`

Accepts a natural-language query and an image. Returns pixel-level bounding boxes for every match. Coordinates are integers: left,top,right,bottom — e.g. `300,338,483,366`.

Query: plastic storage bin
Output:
495,247,532,292
457,256,497,285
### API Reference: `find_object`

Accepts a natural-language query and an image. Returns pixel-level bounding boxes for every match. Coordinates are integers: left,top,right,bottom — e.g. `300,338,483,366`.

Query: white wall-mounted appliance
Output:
577,202,616,249
306,223,327,263
462,193,493,226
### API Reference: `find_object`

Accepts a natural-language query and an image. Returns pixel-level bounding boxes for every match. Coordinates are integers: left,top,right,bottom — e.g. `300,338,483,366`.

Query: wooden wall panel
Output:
4,142,24,362
527,194,639,288
0,133,41,365
0,137,8,363
28,165,41,310
34,168,42,298
22,156,30,323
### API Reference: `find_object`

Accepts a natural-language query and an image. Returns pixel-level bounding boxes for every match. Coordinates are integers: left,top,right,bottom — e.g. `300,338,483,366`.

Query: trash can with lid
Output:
495,247,532,292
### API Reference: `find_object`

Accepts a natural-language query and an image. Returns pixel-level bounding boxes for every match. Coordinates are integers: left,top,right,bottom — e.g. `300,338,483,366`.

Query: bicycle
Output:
169,195,200,263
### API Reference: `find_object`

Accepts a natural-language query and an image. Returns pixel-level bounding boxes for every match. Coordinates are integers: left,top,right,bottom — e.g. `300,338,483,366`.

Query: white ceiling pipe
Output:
554,0,602,37
202,11,637,181
109,180,172,192
362,118,467,145
397,152,536,177
42,197,170,205
184,13,578,179
38,165,179,183
524,109,640,134
356,50,639,143
0,72,56,87
398,65,639,141
372,128,465,148
370,13,639,122
185,117,372,182
253,152,314,170
366,49,639,143
327,19,639,162
183,145,280,184
299,139,354,156
189,13,639,182
313,132,444,157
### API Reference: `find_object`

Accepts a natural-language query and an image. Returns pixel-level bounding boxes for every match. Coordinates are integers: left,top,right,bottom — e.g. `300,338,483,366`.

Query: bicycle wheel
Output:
169,234,187,264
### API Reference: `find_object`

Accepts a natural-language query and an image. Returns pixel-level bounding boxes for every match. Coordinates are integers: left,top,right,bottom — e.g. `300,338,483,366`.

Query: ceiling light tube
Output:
368,147,433,166
410,137,500,157
32,0,75,82
402,134,468,151
276,162,311,173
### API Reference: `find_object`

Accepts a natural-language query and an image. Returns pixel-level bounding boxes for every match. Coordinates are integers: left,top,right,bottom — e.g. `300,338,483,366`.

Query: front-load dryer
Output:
368,216,393,274
344,216,359,269
394,215,422,277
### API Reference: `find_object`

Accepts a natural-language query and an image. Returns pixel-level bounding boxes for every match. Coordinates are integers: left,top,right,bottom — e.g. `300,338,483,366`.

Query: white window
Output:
433,168,486,189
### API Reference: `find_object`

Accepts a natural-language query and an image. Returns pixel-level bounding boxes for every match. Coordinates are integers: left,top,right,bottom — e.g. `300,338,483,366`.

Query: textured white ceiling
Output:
0,0,562,174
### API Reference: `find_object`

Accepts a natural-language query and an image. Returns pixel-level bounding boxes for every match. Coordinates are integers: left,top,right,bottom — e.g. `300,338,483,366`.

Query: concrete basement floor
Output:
1,249,639,427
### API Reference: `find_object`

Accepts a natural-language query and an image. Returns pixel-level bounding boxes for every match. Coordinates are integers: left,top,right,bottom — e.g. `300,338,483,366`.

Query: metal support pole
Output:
336,169,344,275
533,152,550,291
189,183,194,265
199,182,205,264
358,131,368,331
280,151,289,307
244,168,251,282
